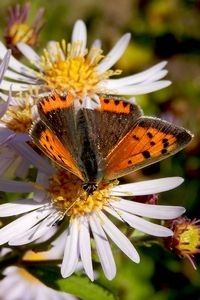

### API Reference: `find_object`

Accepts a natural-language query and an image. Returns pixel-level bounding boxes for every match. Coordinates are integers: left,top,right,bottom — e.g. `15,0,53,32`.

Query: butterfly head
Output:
82,182,98,195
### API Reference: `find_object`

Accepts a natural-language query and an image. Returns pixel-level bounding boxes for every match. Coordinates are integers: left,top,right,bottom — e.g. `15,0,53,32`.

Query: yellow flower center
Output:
9,23,34,45
2,94,34,133
48,169,117,218
38,40,121,97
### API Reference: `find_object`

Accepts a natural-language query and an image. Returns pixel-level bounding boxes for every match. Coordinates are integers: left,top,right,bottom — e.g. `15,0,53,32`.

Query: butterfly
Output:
30,92,193,193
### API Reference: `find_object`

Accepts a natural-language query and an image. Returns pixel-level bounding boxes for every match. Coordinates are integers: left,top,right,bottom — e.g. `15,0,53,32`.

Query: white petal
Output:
0,93,10,118
0,50,11,82
71,20,87,56
0,80,31,91
17,42,41,68
89,214,116,280
0,42,36,76
15,158,29,178
79,216,94,281
99,211,140,263
109,200,185,219
91,39,101,49
98,61,168,88
0,178,36,193
4,69,39,83
9,211,57,245
11,141,55,175
61,221,79,278
104,80,171,95
145,70,168,83
122,211,173,236
46,41,65,63
0,209,50,245
0,200,43,217
96,33,131,74
111,177,184,196
81,95,101,109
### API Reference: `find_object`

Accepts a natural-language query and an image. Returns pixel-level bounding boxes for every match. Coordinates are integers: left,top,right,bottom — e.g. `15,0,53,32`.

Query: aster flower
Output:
4,2,45,58
0,19,170,105
0,148,185,280
0,89,54,178
164,217,200,269
0,266,77,300
0,52,52,178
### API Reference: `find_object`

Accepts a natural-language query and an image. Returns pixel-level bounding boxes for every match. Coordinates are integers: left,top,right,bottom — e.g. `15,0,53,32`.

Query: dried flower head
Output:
165,217,200,269
4,3,44,58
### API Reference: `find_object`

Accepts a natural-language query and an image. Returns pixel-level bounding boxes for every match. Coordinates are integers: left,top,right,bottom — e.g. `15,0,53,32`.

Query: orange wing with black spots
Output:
98,96,136,114
30,120,84,180
38,92,74,115
104,116,193,180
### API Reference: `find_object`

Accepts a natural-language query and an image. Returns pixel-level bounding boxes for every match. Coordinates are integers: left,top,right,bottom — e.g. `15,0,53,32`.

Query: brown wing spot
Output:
162,138,169,148
161,148,168,155
132,134,140,141
142,150,151,159
103,99,109,104
114,100,120,105
150,141,156,146
128,159,132,164
163,141,169,148
162,138,168,143
147,132,153,139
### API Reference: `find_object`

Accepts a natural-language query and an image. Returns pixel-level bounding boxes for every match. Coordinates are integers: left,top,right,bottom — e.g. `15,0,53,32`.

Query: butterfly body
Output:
30,93,193,192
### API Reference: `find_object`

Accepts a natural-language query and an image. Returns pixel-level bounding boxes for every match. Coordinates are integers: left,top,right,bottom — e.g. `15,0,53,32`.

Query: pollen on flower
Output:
37,40,121,97
2,94,35,133
48,170,117,217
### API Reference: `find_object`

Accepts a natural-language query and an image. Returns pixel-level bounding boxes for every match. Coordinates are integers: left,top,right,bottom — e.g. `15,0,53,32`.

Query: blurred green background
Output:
0,0,200,299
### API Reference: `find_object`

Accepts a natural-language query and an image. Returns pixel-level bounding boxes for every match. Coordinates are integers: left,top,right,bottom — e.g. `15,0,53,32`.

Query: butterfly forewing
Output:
81,97,143,158
105,117,193,180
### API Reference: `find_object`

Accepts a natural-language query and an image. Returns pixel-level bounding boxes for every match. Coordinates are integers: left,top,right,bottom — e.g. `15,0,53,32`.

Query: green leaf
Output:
57,276,116,300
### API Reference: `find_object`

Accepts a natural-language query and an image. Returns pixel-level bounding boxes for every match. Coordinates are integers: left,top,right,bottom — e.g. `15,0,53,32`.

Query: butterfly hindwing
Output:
105,116,193,180
30,119,84,180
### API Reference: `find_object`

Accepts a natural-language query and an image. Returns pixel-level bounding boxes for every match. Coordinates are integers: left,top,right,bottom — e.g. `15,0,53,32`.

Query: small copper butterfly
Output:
30,92,193,193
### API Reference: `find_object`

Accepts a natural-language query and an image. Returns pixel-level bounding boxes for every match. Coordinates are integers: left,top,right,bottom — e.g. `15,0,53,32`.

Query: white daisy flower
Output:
0,90,53,178
0,150,185,281
0,20,170,105
0,266,77,300
0,51,52,178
